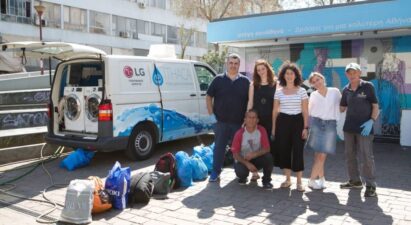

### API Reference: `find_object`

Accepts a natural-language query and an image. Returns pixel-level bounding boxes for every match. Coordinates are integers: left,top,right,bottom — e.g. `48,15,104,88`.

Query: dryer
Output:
63,87,85,132
84,86,102,133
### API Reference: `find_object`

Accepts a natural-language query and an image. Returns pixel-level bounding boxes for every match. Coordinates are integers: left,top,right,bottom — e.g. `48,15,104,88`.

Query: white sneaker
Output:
307,179,322,190
319,177,327,189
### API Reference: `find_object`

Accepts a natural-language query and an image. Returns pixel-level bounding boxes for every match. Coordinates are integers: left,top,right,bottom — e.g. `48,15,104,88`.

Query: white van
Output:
1,42,217,160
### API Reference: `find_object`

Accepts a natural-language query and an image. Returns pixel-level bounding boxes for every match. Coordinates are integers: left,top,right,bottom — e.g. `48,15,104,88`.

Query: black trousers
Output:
273,113,304,172
234,153,273,184
258,115,275,157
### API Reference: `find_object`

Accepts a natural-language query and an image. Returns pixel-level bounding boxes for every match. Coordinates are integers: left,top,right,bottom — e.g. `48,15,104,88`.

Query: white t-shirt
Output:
309,87,342,120
274,87,308,115
240,129,261,157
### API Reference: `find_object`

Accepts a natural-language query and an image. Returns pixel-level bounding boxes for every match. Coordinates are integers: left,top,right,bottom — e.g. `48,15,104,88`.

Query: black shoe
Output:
238,178,247,185
340,180,363,189
364,186,377,197
262,182,273,189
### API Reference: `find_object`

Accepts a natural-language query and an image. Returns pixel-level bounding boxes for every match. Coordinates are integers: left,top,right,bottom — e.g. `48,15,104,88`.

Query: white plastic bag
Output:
60,179,94,224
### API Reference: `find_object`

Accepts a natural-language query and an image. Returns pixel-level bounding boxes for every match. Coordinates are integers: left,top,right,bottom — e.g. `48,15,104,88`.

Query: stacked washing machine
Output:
63,87,85,132
84,86,102,133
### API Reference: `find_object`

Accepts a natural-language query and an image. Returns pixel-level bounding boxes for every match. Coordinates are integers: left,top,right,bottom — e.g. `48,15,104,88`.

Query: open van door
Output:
1,42,106,85
1,42,106,60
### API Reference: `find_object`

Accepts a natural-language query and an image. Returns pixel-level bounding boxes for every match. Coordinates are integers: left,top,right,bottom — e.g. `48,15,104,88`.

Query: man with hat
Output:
339,62,380,197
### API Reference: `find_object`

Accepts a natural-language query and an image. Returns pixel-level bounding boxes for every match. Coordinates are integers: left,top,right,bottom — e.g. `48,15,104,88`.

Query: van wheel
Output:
126,125,156,161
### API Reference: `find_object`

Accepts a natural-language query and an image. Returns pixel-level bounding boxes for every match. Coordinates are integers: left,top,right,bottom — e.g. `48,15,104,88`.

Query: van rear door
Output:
1,42,106,60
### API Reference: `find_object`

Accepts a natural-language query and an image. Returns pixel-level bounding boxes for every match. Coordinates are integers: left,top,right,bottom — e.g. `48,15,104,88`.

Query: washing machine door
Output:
85,94,101,122
64,94,82,121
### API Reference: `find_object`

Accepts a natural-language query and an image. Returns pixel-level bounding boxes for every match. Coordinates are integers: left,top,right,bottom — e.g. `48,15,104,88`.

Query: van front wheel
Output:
126,125,155,160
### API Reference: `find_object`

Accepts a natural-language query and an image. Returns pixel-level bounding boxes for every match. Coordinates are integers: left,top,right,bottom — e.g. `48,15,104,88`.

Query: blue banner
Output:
208,0,411,43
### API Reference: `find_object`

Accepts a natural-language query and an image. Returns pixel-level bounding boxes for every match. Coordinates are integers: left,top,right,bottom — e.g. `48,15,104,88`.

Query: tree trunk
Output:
213,43,219,52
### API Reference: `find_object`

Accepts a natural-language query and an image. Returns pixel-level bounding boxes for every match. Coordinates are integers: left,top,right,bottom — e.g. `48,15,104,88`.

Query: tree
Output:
172,0,281,51
172,0,281,21
312,0,356,6
172,0,281,70
280,0,359,9
201,46,228,73
178,25,196,59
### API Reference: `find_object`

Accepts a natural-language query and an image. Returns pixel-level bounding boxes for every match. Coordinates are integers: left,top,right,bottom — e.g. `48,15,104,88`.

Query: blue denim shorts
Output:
305,117,337,154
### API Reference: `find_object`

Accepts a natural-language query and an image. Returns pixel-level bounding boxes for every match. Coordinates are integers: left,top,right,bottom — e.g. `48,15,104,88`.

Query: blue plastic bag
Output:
104,161,131,209
209,142,215,150
193,145,213,173
190,155,208,181
175,151,193,187
60,148,95,171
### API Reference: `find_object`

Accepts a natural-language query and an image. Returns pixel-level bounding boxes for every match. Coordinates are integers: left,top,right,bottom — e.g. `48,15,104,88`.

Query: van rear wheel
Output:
126,125,156,160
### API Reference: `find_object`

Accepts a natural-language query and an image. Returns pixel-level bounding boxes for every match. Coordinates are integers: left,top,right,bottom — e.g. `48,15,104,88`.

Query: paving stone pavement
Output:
1,136,411,225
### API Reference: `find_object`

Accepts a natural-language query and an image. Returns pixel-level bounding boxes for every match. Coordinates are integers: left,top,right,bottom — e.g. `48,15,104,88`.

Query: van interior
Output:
54,61,104,134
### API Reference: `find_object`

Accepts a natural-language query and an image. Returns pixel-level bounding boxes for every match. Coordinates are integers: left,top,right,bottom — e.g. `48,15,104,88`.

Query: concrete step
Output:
0,109,48,130
0,71,53,91
0,127,46,148
0,89,50,108
0,143,72,165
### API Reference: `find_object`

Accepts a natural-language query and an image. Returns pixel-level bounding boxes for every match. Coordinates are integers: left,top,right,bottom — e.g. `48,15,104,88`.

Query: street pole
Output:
34,3,45,75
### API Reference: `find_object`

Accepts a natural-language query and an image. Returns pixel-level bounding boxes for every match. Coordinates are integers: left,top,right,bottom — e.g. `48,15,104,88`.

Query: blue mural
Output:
114,104,214,141
245,36,411,136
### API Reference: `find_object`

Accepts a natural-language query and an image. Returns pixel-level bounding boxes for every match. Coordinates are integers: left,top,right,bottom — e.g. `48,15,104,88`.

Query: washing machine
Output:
63,86,85,132
84,86,102,133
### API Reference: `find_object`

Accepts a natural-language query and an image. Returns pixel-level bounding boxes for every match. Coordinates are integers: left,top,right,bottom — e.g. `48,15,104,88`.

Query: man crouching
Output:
231,109,274,189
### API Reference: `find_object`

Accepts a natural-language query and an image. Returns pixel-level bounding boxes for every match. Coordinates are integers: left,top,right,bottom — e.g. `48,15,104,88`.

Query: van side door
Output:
155,62,200,141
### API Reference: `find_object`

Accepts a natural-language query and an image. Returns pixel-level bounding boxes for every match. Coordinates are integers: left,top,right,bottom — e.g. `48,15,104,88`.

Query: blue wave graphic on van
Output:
114,104,214,141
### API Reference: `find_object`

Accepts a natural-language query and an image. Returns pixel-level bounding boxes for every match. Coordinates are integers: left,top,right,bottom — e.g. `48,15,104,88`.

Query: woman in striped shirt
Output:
272,61,309,192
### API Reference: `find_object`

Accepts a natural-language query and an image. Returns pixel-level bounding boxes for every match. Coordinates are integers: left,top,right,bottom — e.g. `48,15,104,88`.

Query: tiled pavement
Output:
1,136,411,225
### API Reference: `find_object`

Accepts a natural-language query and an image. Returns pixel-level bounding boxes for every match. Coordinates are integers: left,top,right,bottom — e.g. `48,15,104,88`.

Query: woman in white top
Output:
272,61,309,192
306,72,342,190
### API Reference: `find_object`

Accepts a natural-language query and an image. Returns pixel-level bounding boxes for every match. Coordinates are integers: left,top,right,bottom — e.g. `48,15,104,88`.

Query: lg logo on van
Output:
123,66,145,78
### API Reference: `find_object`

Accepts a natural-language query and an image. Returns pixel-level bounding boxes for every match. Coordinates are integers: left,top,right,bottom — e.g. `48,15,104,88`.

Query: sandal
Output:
297,183,305,192
250,173,260,182
280,181,292,188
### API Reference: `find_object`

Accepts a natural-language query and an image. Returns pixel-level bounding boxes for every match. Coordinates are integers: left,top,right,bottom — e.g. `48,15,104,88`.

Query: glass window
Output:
112,15,137,39
151,22,166,41
186,28,195,46
89,10,110,34
35,1,61,28
63,6,86,32
137,19,149,35
195,31,207,48
195,65,215,91
1,0,31,24
167,26,178,44
150,0,166,9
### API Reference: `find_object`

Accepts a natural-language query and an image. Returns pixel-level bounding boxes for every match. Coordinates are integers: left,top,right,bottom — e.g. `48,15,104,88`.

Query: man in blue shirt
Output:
340,62,380,197
206,53,250,182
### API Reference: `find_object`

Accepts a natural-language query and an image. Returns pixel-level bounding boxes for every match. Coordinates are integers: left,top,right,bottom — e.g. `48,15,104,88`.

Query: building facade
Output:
208,0,411,144
0,0,208,60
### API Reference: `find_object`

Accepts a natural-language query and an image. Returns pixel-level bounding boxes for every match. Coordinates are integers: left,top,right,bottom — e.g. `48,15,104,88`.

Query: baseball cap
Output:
345,62,361,72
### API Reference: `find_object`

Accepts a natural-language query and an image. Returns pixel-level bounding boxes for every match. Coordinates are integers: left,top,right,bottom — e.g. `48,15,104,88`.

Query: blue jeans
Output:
213,122,241,175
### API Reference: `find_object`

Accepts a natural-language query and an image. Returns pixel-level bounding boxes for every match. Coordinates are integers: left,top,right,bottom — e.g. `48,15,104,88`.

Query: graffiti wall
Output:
244,35,411,136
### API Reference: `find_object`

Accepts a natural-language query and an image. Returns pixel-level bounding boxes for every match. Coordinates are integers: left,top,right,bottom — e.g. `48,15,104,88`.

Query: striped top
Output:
274,87,308,115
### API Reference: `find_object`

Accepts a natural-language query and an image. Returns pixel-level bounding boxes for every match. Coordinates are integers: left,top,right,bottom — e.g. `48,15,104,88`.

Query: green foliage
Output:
201,47,228,73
